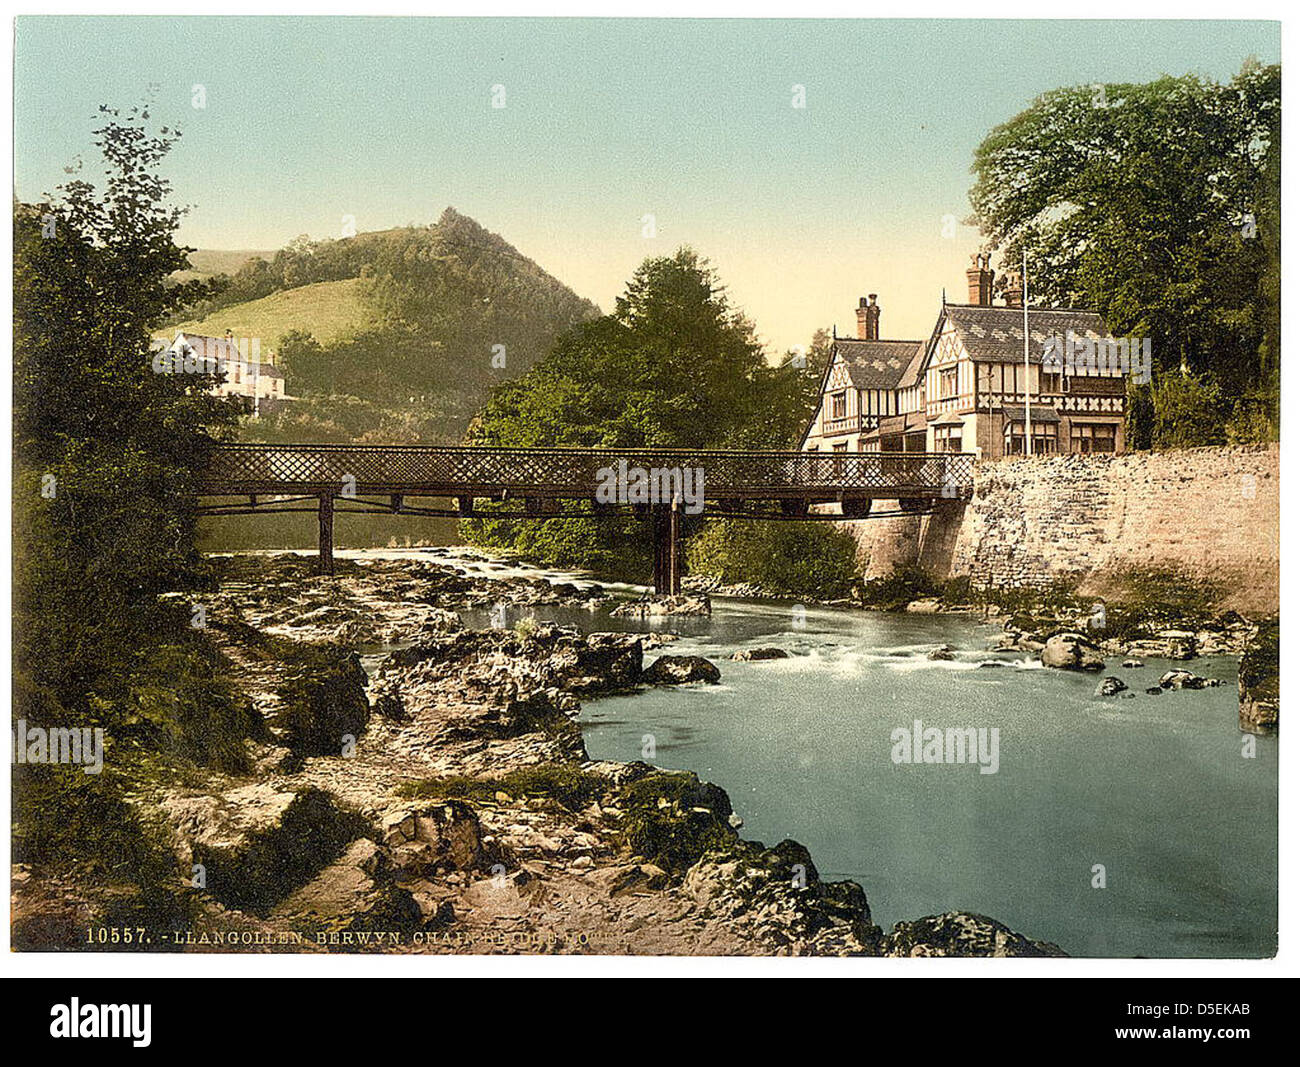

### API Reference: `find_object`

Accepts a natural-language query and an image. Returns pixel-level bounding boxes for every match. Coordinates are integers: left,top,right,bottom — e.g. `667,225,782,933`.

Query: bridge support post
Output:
668,497,681,595
651,500,682,596
317,493,335,576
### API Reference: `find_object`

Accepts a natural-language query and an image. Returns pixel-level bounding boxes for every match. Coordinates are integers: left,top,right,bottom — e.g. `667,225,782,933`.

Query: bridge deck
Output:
199,444,975,501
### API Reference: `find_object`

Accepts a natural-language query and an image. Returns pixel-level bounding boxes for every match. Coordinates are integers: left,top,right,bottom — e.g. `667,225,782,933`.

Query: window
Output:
831,391,847,419
1005,421,1059,455
939,367,959,399
935,426,963,452
1070,423,1117,453
1041,371,1060,393
832,441,848,453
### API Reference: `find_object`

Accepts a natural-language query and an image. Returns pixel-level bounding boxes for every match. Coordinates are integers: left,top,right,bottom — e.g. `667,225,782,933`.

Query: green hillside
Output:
164,208,601,446
166,277,372,354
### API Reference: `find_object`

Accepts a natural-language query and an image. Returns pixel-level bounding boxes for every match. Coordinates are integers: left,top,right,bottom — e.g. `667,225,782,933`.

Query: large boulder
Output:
682,838,882,954
1158,669,1222,691
554,632,644,693
1041,632,1106,671
161,784,367,915
731,647,790,662
270,647,371,755
381,800,485,877
1095,676,1128,697
611,595,711,618
269,838,422,933
641,655,722,686
881,912,1067,957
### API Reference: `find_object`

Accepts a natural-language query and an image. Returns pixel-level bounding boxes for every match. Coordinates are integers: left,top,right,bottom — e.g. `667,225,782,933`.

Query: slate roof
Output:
941,305,1114,364
875,412,929,436
172,332,284,379
832,339,925,390
1001,405,1062,424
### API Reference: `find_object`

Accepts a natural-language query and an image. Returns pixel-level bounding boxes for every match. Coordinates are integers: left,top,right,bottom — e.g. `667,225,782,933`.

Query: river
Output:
346,547,1278,958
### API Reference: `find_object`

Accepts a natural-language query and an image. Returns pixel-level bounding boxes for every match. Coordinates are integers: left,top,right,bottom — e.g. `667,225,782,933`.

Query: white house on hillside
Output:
162,330,289,410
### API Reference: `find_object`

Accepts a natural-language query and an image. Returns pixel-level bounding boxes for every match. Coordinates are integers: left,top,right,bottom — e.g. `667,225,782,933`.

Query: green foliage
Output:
14,104,241,708
686,518,861,599
511,617,540,640
12,762,177,888
1148,371,1226,449
1088,566,1225,641
969,63,1280,447
122,640,262,772
12,103,249,899
857,565,940,610
470,249,806,451
397,765,606,812
465,248,815,573
464,506,652,578
782,327,834,426
612,771,737,875
1239,619,1279,704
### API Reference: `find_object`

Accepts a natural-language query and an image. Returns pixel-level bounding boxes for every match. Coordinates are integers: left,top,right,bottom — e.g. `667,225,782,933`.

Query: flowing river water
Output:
345,547,1278,958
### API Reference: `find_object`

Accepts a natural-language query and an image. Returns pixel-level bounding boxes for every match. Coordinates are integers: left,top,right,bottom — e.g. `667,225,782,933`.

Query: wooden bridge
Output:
198,444,976,593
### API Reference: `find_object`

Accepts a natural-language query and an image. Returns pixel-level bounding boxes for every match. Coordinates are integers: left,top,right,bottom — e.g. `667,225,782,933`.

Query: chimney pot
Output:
856,294,882,340
967,253,994,306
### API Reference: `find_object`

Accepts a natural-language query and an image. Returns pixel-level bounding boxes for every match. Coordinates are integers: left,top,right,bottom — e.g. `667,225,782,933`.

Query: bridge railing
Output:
199,444,975,497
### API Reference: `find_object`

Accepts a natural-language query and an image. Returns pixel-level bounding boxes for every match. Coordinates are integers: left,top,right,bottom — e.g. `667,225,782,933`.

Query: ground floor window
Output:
934,426,963,452
1070,423,1117,453
832,441,848,453
1005,421,1059,455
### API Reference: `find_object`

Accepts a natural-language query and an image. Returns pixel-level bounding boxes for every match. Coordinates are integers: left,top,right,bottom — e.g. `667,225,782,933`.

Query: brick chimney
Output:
966,252,993,306
856,294,881,340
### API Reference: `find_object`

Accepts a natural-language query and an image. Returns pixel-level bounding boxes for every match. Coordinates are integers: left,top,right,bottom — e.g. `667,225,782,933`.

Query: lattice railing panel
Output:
200,444,976,497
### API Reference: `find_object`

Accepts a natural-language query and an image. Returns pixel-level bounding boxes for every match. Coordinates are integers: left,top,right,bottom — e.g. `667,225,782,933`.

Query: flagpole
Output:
1023,249,1031,456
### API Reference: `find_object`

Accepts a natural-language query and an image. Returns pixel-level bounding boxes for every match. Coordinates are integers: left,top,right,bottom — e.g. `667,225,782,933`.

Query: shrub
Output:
397,765,606,812
686,518,860,599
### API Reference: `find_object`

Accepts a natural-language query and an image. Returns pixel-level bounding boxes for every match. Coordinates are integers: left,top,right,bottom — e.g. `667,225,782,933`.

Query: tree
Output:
969,63,1280,447
470,247,808,451
464,248,825,577
277,329,329,395
14,102,239,707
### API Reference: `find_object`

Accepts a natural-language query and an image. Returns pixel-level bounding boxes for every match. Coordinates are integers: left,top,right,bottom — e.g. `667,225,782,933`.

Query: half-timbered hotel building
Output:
801,254,1128,459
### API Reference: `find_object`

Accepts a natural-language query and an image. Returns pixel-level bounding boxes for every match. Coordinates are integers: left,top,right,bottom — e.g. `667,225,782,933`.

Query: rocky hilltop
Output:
14,554,1064,957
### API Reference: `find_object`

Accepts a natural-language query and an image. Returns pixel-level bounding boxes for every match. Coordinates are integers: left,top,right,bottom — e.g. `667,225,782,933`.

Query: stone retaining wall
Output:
844,445,1279,614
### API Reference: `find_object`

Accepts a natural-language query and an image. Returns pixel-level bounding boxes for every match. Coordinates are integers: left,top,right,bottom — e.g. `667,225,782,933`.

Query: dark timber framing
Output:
198,444,976,591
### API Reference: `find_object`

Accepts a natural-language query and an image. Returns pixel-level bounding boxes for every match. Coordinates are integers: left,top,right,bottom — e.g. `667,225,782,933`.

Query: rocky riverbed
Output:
14,552,1069,957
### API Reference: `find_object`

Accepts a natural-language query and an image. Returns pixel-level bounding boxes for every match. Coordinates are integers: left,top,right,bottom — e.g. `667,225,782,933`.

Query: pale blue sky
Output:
14,17,1280,352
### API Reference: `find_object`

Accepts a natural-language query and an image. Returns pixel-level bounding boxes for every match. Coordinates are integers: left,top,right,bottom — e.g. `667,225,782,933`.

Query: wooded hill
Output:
171,207,600,443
